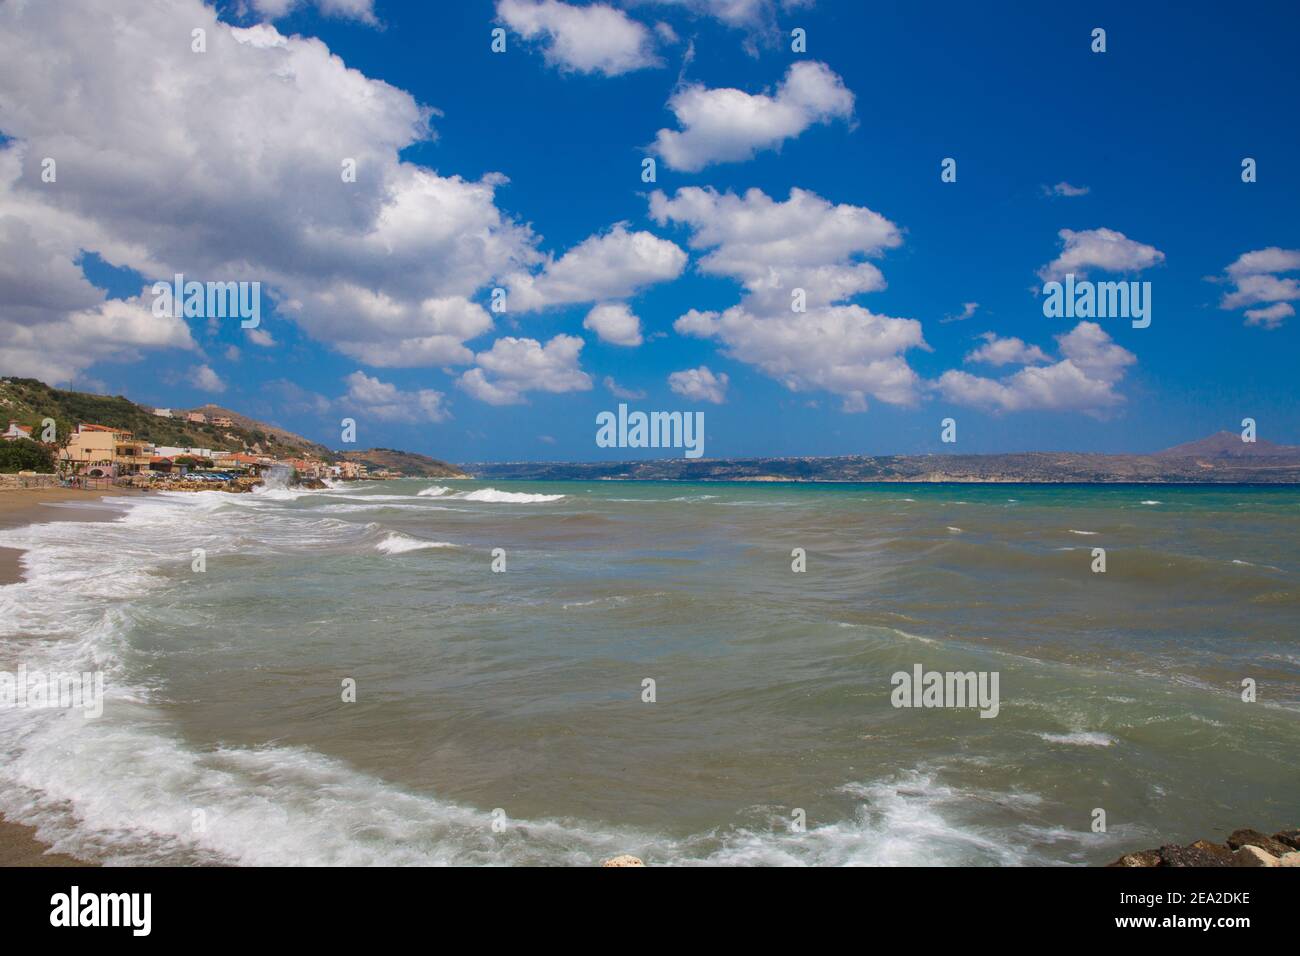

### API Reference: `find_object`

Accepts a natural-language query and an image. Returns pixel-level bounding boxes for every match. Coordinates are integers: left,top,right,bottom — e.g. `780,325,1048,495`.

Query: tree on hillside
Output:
0,438,56,473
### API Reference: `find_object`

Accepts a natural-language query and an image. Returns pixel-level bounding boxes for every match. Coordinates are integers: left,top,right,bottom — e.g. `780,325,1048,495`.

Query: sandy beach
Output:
0,486,137,866
0,486,139,585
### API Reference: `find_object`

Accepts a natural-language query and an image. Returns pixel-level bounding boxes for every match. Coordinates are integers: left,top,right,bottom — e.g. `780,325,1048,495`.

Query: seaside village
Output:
1,407,398,491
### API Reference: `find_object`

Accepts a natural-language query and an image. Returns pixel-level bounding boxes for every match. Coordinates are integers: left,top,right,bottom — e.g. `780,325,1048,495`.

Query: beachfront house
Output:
211,416,235,428
153,408,173,418
62,424,155,476
155,445,215,461
286,457,329,479
186,412,207,424
2,420,33,441
213,452,263,475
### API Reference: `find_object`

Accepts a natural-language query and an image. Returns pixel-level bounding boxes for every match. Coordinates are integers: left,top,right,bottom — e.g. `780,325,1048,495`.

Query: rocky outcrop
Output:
1232,846,1280,867
1108,827,1298,867
1274,830,1300,851
601,855,645,867
136,476,261,493
1110,848,1163,867
1226,828,1293,857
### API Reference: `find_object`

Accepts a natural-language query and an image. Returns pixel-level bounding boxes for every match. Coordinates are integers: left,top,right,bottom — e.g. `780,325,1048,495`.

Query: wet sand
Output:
0,486,140,585
0,819,88,867
0,486,139,866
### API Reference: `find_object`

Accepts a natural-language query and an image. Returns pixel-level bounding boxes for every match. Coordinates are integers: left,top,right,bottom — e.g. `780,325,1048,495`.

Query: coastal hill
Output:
337,447,464,478
0,377,330,457
466,432,1300,484
0,377,465,477
189,402,333,457
1156,431,1300,458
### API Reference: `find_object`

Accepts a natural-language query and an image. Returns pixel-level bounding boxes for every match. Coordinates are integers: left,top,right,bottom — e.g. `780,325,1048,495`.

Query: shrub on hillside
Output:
0,438,56,473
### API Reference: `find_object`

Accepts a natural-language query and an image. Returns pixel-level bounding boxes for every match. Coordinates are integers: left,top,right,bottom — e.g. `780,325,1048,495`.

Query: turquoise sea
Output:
0,479,1296,864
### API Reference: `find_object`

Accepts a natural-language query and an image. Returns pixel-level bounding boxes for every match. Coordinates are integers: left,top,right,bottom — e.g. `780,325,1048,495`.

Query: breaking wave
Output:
375,532,456,554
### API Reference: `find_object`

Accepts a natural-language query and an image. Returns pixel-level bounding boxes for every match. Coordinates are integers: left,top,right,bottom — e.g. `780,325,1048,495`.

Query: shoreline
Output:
0,486,139,866
0,484,1294,867
0,818,89,867
0,486,142,586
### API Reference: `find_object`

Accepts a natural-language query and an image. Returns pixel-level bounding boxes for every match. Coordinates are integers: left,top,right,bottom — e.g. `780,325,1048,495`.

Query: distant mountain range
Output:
337,448,464,478
5,375,1294,483
467,431,1300,484
1156,431,1300,459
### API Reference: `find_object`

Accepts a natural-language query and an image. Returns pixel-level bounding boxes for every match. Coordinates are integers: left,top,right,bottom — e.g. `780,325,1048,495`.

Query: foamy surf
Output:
375,533,456,554
1037,732,1116,747
454,488,564,503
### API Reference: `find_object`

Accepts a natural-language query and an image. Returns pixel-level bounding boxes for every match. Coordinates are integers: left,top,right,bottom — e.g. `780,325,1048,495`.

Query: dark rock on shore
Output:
1157,843,1233,868
1226,828,1293,857
1110,849,1162,867
1275,830,1300,851
1108,827,1299,867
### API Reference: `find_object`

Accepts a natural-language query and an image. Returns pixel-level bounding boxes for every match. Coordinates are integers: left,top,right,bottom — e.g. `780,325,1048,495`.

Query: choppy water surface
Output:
0,480,1296,865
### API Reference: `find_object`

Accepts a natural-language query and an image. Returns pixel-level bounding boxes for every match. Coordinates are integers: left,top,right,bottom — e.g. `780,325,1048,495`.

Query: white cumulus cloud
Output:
342,371,451,423
651,61,853,171
964,332,1049,367
668,365,729,403
248,0,378,24
1038,228,1165,283
458,334,593,405
191,364,227,393
497,0,661,76
583,302,644,346
1215,247,1300,328
654,186,923,411
0,0,544,381
937,322,1135,415
603,375,646,399
506,223,686,311
638,1,818,38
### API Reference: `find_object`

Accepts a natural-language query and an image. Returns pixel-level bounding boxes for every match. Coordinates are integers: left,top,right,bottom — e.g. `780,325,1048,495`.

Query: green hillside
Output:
0,377,330,457
338,447,466,478
0,378,462,477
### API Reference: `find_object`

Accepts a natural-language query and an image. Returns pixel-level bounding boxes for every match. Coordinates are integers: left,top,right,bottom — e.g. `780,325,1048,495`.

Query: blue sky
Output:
1,0,1297,461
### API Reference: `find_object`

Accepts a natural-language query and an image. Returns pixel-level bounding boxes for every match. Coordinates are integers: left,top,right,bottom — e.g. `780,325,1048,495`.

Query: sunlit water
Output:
1,480,1296,865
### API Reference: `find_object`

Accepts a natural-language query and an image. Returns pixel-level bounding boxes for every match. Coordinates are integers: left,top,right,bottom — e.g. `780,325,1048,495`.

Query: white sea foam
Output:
1231,559,1284,571
417,485,452,497
375,533,456,554
1140,500,1162,505
1067,529,1098,535
454,488,564,503
1037,731,1115,747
